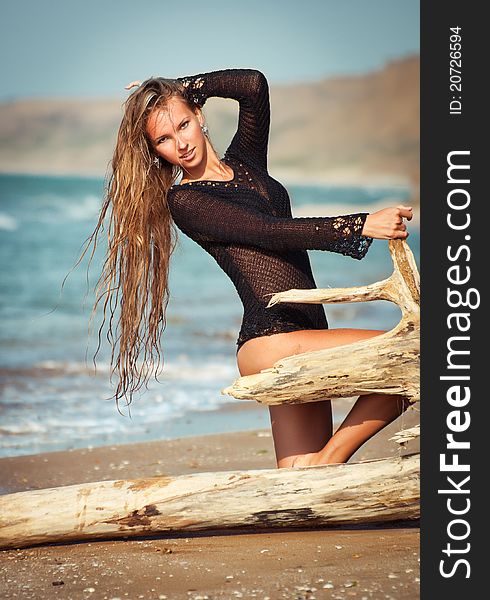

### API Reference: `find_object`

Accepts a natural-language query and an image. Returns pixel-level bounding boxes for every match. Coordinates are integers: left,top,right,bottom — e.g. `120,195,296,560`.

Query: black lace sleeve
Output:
177,69,270,170
168,187,373,259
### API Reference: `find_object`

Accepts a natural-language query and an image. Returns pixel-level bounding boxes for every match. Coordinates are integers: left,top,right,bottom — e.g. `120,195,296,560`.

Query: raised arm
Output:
177,69,270,170
168,187,372,259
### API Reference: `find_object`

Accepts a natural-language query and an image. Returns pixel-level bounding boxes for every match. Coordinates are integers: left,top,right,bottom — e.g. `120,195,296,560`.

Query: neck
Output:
181,141,232,183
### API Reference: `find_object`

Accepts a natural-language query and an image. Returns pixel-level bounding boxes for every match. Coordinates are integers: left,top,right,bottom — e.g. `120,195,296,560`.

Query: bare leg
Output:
292,393,411,467
237,327,408,469
268,400,333,468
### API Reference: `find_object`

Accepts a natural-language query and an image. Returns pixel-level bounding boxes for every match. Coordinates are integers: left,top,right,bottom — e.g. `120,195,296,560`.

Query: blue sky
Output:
0,0,419,100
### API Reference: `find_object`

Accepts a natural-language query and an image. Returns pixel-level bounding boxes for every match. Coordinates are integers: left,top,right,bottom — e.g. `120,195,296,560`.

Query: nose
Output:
175,132,188,151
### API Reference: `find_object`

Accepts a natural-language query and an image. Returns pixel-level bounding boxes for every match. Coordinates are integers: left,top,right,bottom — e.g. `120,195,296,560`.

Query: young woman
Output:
88,69,413,469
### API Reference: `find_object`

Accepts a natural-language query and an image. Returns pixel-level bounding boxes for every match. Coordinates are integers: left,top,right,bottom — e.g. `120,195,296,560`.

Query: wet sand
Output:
0,403,419,599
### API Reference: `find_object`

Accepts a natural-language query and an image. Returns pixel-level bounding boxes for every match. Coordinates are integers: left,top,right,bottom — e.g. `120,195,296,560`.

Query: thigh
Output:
237,327,385,377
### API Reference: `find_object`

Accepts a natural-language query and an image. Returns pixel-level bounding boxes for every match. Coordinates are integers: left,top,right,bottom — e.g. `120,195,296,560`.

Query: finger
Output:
125,80,142,90
390,227,408,239
397,207,413,220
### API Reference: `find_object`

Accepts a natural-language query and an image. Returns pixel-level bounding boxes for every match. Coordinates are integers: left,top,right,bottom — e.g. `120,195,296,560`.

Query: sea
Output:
0,173,419,458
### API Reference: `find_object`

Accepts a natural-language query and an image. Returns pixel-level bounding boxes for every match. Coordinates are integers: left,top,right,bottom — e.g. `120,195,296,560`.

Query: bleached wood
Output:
0,454,419,550
390,425,420,445
222,240,420,405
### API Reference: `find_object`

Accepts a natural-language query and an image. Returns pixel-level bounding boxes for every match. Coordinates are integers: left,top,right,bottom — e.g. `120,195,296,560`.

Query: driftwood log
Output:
390,425,420,445
0,454,419,550
222,239,420,405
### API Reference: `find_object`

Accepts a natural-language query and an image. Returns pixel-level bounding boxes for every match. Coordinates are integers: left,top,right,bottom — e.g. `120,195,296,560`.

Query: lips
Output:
180,148,195,161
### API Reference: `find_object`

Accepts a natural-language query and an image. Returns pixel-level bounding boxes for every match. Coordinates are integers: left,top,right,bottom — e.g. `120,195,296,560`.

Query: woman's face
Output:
146,96,206,170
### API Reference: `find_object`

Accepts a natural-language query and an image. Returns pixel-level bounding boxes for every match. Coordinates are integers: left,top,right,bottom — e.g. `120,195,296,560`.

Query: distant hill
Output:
0,55,419,198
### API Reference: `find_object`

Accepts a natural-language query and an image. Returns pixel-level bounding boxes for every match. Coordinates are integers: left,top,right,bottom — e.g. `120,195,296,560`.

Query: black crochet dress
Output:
166,69,373,354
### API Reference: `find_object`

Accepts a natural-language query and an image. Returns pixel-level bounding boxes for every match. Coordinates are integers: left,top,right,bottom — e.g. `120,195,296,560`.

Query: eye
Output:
181,120,189,129
157,137,167,145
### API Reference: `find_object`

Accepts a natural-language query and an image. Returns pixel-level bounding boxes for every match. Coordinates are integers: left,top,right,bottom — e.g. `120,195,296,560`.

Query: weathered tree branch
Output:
0,454,419,550
390,425,420,445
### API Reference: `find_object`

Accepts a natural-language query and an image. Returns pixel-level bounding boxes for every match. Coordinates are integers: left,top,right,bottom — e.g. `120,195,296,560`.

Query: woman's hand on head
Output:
361,205,413,239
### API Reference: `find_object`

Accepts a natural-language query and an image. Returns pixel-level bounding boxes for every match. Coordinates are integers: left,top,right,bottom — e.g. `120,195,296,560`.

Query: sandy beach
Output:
0,400,419,599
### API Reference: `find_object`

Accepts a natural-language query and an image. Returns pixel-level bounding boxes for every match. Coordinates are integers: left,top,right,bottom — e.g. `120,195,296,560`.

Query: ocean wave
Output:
0,422,47,436
28,356,238,381
32,359,111,374
0,212,18,230
27,193,102,224
58,194,102,222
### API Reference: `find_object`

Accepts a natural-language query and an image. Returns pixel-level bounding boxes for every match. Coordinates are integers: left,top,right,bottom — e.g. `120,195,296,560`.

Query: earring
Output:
200,124,208,135
152,156,160,166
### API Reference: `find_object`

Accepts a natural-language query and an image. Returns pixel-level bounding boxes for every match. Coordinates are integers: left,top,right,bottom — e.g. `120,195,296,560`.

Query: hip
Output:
236,328,325,376
236,327,384,377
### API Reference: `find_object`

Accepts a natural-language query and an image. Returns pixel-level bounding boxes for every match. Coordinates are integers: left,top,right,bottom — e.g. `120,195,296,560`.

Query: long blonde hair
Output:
81,78,196,411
